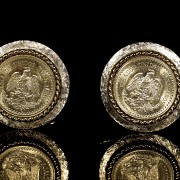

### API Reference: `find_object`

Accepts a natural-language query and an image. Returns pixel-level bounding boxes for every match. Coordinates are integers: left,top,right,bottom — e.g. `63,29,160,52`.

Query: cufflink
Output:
100,42,180,132
0,40,70,129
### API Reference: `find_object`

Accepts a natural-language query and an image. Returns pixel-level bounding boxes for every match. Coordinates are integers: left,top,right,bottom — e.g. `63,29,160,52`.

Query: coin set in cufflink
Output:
0,40,69,179
0,41,180,179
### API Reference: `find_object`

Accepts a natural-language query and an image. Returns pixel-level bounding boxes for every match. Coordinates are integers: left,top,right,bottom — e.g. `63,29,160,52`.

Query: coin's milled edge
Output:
100,42,180,132
99,133,180,180
0,130,69,180
0,40,70,129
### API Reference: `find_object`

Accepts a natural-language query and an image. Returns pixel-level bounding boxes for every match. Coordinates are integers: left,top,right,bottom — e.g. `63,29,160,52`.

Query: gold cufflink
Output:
100,42,180,132
0,40,70,129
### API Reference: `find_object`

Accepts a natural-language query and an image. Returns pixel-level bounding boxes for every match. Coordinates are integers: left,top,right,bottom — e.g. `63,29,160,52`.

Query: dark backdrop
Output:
0,3,180,180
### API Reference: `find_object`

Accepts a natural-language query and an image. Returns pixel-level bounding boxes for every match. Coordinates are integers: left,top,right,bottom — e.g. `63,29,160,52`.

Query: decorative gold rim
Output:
108,51,180,125
0,40,70,129
100,42,180,132
0,49,61,122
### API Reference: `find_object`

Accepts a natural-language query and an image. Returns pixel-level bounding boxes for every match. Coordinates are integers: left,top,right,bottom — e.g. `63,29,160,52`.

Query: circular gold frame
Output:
101,42,180,132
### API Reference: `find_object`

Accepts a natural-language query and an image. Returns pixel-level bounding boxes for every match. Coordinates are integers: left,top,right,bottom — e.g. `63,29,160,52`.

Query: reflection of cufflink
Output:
100,42,180,132
0,130,69,180
0,40,70,129
99,133,180,180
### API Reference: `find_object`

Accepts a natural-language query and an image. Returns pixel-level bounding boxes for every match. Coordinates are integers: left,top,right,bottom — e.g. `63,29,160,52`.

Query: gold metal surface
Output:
113,53,177,121
99,134,180,180
0,52,57,119
0,41,70,129
0,146,55,180
101,42,180,131
112,150,174,180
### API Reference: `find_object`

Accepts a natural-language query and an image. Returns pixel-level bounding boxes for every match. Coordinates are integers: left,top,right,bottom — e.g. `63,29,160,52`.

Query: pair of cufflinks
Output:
0,41,179,131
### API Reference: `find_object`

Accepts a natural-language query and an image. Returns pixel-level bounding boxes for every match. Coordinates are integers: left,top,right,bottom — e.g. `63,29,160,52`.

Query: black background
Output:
0,3,180,180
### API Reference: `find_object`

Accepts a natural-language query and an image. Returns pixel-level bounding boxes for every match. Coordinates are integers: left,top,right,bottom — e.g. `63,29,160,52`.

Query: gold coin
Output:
0,130,69,180
0,40,69,129
101,42,180,132
99,134,180,180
